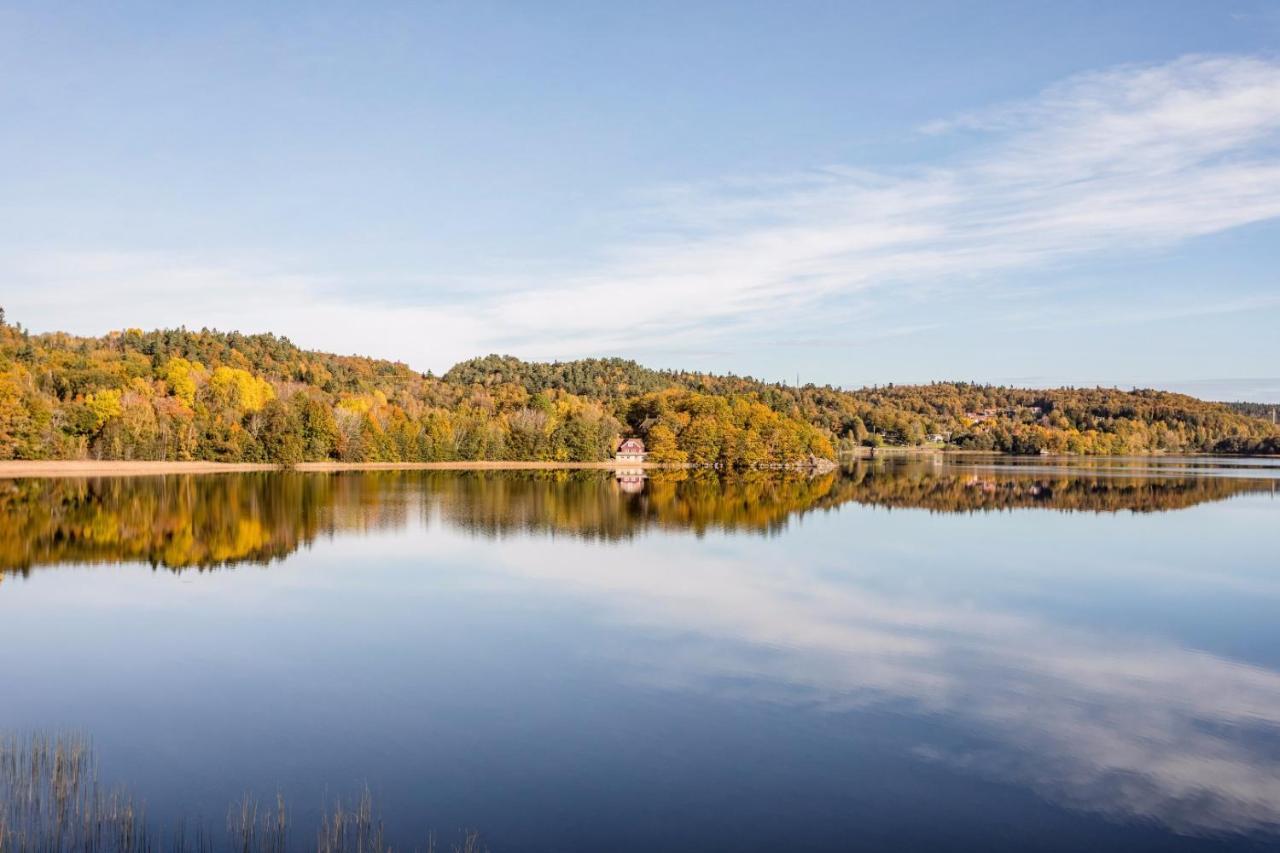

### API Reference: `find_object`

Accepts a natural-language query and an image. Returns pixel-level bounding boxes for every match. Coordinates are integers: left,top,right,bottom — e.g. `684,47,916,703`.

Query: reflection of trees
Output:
0,472,845,573
0,473,411,574
426,470,842,540
1,463,1274,574
836,459,1278,514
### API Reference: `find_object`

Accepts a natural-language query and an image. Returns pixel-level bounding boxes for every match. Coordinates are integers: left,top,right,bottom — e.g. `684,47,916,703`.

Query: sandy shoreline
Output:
0,460,675,479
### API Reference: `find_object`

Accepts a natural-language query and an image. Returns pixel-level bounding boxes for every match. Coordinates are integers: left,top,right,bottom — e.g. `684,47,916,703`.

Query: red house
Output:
615,437,647,463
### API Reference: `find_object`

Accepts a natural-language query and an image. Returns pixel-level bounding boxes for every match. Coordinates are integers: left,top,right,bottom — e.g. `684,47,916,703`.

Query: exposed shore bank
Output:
0,460,685,479
4,450,1270,479
842,446,977,458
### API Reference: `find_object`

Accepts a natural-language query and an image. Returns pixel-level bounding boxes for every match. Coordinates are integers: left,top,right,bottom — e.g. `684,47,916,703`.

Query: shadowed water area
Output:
1,457,1279,851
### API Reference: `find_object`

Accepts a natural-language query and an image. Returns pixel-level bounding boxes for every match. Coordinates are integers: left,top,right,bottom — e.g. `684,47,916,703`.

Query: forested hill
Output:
0,319,832,465
444,354,678,400
1225,401,1280,421
446,354,1280,455
1,313,1277,464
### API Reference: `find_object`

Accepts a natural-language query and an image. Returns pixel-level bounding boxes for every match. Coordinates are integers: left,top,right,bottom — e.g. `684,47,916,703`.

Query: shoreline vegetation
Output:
0,732,486,853
2,313,1278,465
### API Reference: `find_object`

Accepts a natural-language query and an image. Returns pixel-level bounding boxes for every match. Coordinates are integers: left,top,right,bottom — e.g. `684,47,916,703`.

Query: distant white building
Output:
615,437,647,463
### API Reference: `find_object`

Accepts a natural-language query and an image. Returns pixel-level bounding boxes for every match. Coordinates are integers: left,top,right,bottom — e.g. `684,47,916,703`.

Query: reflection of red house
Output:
616,474,645,494
615,437,647,463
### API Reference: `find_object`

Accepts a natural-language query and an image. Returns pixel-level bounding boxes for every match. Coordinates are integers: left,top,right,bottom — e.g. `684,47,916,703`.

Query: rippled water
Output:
2,457,1278,851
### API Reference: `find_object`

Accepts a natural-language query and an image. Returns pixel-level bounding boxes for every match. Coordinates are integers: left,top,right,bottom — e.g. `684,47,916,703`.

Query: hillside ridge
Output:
1,316,1277,463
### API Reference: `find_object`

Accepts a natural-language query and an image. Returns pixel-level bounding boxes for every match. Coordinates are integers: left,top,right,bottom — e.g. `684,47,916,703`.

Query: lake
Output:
2,457,1279,851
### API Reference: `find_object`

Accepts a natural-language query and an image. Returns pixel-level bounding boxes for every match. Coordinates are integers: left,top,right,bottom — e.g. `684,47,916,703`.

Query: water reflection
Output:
0,470,846,573
498,538,1280,836
2,460,1280,847
2,459,1277,574
842,457,1280,513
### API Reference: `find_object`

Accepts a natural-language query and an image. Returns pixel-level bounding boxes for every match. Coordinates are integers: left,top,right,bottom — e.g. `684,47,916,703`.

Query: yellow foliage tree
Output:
162,357,203,408
84,389,123,430
645,423,687,463
209,366,274,413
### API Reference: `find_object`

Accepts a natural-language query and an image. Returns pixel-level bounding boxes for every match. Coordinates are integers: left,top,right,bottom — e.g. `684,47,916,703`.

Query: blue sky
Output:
3,1,1280,400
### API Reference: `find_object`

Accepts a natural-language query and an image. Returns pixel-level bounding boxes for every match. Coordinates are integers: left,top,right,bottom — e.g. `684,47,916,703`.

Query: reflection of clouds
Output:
452,530,1280,836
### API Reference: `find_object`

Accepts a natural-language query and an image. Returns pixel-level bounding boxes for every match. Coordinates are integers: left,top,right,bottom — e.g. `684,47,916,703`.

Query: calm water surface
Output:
2,458,1279,851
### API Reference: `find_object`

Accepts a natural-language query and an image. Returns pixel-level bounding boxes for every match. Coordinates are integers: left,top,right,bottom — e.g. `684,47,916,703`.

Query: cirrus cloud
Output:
6,54,1280,372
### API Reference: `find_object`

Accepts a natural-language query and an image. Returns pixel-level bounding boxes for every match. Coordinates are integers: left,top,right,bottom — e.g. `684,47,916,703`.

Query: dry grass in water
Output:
1,734,485,853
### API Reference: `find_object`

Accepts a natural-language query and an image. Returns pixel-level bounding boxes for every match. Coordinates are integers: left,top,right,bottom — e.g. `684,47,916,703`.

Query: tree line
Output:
0,316,829,466
1,313,1277,464
447,355,1280,456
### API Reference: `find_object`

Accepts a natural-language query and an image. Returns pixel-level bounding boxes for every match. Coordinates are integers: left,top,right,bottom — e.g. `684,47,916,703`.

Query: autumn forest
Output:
0,311,1277,465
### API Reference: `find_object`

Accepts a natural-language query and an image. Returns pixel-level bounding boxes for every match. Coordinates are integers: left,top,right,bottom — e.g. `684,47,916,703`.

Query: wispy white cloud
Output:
479,55,1280,353
6,54,1280,370
436,524,1280,836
